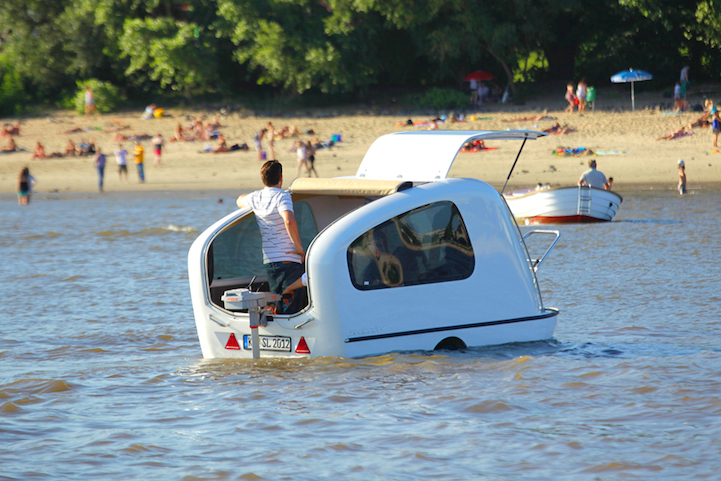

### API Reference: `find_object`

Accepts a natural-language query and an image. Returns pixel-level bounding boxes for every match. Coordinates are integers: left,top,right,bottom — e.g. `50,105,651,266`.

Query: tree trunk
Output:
482,44,516,97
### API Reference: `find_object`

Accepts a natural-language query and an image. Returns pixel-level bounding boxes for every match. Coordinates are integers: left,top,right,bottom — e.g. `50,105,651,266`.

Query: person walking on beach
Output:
565,83,577,113
678,160,687,195
254,128,267,160
236,160,306,314
17,166,35,206
294,140,307,178
93,147,107,192
306,140,318,177
674,82,689,111
133,141,145,183
151,133,165,166
578,159,610,190
115,144,128,182
680,65,690,99
266,122,276,160
576,79,588,113
85,86,99,116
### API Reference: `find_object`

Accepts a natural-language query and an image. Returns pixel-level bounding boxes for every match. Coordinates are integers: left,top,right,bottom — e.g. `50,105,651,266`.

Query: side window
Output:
210,201,318,280
347,201,474,290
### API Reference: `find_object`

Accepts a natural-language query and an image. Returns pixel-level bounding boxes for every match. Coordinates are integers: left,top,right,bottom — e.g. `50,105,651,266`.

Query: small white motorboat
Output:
504,185,623,224
188,130,560,359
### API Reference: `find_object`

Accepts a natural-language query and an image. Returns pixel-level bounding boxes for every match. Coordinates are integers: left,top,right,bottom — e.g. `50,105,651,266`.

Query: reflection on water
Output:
1,187,721,479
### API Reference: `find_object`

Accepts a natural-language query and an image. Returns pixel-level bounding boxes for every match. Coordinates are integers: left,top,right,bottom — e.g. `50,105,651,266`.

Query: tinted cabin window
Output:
211,201,317,280
347,201,474,290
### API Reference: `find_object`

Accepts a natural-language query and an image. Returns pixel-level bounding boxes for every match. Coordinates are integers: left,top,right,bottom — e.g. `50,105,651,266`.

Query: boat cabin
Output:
188,130,559,358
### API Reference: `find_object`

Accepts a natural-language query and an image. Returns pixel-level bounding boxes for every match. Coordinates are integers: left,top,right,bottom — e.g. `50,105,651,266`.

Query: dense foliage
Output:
1,0,720,114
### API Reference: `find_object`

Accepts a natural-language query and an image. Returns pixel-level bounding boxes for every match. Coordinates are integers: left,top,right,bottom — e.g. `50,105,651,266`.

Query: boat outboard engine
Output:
221,289,280,358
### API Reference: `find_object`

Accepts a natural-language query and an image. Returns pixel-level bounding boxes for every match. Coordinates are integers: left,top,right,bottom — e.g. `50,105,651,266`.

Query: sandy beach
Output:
3,89,721,195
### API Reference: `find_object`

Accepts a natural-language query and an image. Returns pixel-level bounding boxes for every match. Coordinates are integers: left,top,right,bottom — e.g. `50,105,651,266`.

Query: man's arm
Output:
236,194,248,209
280,210,305,260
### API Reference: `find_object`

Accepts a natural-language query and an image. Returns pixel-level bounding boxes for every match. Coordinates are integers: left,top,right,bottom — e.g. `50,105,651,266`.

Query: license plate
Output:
243,335,292,352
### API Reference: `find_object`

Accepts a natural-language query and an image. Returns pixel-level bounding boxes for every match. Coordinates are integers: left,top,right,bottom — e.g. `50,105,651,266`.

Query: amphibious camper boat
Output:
188,130,560,359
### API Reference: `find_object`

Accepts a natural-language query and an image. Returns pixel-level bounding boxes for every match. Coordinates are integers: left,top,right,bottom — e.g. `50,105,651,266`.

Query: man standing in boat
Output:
237,160,306,313
578,159,611,190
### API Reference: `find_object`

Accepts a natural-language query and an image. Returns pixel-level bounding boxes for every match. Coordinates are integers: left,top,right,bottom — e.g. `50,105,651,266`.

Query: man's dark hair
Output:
261,160,282,186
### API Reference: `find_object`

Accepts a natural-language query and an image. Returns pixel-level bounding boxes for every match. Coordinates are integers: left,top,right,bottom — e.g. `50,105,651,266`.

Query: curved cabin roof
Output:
355,130,547,182
288,178,412,197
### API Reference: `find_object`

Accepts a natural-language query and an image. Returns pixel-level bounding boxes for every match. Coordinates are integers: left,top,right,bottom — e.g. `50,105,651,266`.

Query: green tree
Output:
0,0,108,91
119,18,218,99
216,0,396,93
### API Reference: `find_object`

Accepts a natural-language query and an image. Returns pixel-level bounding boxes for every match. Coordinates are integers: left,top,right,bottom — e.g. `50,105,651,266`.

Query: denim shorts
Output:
265,261,306,314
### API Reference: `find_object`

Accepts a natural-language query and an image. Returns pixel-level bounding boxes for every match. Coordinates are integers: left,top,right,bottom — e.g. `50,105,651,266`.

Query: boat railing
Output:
522,230,561,272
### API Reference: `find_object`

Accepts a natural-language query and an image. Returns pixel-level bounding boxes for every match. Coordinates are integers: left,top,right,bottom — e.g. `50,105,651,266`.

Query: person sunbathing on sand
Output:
63,139,76,157
105,123,131,132
3,121,21,136
274,126,289,139
114,132,152,142
2,136,17,152
461,140,486,152
60,127,84,134
192,118,210,141
212,133,229,153
687,101,716,129
207,116,222,130
30,142,46,160
502,113,554,123
543,123,576,135
0,123,18,138
657,126,692,140
76,138,96,156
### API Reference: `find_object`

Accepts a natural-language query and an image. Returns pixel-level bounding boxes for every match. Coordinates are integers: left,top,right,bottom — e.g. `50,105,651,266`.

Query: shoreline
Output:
3,95,721,195
3,181,719,205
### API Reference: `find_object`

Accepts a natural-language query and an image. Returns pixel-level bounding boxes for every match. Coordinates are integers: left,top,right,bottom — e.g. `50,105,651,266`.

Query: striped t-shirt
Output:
244,187,301,264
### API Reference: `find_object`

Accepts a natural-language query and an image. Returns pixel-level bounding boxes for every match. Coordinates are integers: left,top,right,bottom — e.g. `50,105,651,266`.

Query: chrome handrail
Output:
522,230,561,272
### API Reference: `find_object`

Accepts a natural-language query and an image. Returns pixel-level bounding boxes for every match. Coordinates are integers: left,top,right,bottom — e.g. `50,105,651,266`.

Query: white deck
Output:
355,130,546,182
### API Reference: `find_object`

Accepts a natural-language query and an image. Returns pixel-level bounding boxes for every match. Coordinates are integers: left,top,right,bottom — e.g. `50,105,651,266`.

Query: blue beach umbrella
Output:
610,69,653,112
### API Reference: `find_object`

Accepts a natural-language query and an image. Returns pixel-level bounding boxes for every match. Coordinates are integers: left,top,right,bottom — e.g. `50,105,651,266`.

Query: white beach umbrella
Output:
610,69,653,112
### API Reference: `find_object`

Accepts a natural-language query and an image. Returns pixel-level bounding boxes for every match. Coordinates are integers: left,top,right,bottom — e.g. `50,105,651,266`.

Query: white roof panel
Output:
355,130,546,182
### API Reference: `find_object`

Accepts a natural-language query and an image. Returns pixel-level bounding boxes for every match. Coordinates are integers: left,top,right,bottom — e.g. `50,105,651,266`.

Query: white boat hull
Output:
504,186,623,224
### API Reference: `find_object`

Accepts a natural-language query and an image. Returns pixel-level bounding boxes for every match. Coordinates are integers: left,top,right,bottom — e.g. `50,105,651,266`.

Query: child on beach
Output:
678,160,687,195
674,82,689,111
115,144,128,182
294,140,307,178
254,128,267,160
565,83,577,113
151,133,165,166
576,79,587,113
17,166,35,205
306,140,317,177
712,111,720,147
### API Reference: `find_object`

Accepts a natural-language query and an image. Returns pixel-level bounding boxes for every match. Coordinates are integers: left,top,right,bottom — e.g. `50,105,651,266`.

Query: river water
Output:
1,185,720,480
